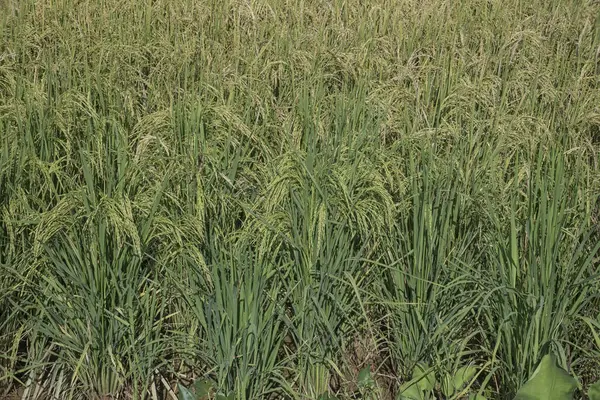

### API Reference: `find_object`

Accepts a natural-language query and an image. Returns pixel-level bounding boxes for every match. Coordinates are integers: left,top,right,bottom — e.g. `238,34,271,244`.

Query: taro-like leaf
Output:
396,382,424,400
441,373,453,397
514,354,577,400
358,365,374,388
397,362,436,400
177,384,196,400
216,392,235,400
443,364,478,396
454,365,478,392
413,363,435,392
193,379,213,399
589,380,600,400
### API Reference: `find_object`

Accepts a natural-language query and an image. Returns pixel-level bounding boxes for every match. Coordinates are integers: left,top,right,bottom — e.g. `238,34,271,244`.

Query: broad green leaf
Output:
514,354,576,400
454,365,478,391
442,373,454,397
177,384,196,400
193,379,213,399
413,363,435,392
397,382,424,400
358,366,374,388
589,380,600,400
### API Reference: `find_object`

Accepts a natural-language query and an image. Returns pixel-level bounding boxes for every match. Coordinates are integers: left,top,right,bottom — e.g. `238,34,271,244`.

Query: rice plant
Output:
1,0,599,399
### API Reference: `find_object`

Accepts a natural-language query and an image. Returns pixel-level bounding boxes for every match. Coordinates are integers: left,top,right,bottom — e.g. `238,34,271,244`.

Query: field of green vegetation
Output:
1,0,600,398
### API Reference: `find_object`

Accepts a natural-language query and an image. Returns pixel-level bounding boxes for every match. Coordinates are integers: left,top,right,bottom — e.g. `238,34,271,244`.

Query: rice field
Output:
1,0,600,398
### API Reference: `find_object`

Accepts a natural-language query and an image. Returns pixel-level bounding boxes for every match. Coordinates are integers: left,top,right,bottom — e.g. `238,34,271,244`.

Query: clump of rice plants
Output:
1,0,599,399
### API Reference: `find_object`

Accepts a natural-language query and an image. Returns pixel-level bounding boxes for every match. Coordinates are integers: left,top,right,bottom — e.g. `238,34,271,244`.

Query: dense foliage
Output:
1,0,600,398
